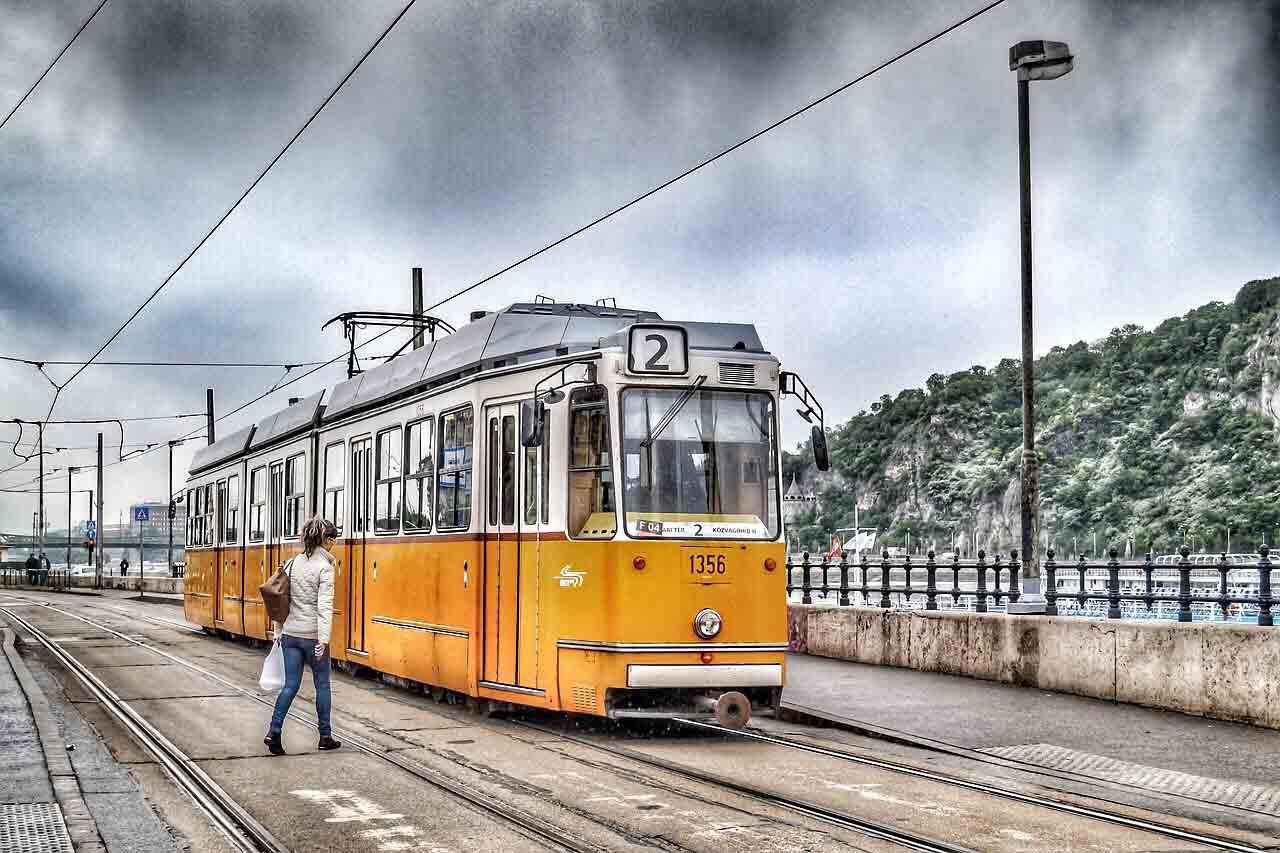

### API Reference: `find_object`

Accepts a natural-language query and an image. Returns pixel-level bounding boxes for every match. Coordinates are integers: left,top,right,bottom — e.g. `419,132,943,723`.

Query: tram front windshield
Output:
621,387,779,540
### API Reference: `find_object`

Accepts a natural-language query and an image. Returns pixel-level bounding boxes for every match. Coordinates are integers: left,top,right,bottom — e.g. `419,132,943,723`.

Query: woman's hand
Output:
315,643,326,658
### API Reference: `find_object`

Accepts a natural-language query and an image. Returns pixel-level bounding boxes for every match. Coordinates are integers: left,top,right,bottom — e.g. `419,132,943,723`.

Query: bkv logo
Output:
557,565,586,588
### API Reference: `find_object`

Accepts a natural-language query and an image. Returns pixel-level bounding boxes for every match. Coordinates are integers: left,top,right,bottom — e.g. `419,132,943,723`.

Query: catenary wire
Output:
43,0,419,421
0,0,110,132
12,0,1005,478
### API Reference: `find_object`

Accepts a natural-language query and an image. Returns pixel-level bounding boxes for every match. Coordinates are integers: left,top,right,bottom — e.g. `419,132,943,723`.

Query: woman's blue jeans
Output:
269,635,331,737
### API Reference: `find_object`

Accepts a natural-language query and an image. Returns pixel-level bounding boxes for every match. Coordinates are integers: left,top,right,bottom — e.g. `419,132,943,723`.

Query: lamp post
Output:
168,439,186,578
1007,40,1074,615
66,467,80,576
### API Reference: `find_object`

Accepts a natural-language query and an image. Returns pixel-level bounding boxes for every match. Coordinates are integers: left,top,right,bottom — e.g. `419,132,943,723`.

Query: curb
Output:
1,627,107,852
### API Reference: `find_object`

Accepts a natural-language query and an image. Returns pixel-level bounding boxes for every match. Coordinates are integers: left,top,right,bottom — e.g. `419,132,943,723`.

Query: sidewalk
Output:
0,627,88,852
782,653,1280,812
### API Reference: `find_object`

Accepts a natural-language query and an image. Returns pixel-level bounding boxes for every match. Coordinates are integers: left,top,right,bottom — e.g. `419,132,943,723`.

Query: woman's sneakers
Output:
317,735,342,751
263,734,285,756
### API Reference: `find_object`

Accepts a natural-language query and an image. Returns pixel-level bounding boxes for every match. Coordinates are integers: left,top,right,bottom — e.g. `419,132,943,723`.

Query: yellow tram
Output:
183,301,828,727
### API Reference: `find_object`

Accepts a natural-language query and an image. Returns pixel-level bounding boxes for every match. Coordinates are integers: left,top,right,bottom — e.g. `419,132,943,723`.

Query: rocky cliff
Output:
783,277,1280,557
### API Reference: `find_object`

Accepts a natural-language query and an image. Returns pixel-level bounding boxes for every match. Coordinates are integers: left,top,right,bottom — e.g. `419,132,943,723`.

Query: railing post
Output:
1007,548,1021,604
1152,555,1162,614
818,553,831,601
838,550,851,607
801,552,812,605
879,549,892,609
1217,553,1230,622
975,550,988,613
1077,555,1089,613
950,553,962,609
1106,546,1121,620
902,552,914,608
997,552,1010,608
1044,549,1058,615
859,554,870,605
1258,545,1274,627
925,550,938,611
786,555,795,600
1177,545,1193,623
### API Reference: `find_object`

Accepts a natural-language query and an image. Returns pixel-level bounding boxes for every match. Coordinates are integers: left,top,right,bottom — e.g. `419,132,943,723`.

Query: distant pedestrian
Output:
38,553,50,584
25,552,39,584
119,557,129,577
264,516,339,756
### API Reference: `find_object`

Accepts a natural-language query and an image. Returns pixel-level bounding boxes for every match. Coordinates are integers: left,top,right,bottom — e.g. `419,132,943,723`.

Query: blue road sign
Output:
86,520,97,537
133,506,151,522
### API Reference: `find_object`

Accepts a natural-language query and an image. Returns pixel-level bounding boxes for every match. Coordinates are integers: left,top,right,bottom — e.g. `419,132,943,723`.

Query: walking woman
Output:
264,516,341,755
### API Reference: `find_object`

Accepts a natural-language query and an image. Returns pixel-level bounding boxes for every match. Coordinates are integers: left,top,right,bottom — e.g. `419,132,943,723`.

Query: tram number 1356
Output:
689,553,727,575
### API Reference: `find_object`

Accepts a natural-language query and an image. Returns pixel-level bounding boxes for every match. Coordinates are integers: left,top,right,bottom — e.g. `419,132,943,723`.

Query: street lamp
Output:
1007,39,1074,615
168,439,186,578
66,467,80,576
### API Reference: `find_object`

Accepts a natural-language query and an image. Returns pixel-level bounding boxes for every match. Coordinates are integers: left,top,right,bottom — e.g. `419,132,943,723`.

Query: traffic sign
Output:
168,501,177,520
133,506,151,522
86,520,97,537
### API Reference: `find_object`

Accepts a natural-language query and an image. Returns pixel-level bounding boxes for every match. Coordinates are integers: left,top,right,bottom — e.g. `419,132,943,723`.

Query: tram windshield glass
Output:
621,388,779,540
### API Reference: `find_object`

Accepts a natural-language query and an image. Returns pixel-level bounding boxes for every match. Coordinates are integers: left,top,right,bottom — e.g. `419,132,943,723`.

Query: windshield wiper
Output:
639,375,706,448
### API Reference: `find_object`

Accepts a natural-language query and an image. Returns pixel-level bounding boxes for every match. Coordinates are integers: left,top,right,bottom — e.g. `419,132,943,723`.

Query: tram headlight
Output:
693,608,722,640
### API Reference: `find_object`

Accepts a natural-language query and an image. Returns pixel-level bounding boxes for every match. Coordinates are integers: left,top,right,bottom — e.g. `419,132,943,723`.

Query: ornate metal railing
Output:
786,545,1278,626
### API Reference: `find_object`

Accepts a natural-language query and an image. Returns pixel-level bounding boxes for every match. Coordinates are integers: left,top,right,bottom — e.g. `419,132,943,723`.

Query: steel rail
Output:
6,599,618,853
673,718,1270,853
0,606,289,853
28,596,957,851
513,720,972,853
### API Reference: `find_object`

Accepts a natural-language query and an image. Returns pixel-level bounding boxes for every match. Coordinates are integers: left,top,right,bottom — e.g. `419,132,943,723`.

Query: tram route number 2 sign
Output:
627,325,688,376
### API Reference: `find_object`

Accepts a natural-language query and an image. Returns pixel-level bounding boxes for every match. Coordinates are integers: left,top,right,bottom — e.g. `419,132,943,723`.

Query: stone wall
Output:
69,575,184,595
789,604,1280,730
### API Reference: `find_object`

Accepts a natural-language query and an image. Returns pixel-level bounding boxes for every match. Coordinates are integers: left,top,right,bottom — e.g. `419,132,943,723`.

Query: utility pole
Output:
66,467,74,573
96,433,104,589
37,421,44,564
412,267,425,350
206,388,216,446
167,440,185,578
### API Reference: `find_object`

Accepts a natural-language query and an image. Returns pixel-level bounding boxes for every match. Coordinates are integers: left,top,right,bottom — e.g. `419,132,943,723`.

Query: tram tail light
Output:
700,652,713,664
764,557,777,572
633,556,646,570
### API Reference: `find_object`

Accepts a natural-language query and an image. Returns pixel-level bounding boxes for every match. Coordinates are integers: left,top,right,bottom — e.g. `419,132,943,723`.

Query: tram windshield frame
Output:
619,386,780,541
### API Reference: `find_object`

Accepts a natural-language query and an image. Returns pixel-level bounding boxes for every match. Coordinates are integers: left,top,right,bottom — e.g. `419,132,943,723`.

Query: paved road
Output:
4,591,1278,852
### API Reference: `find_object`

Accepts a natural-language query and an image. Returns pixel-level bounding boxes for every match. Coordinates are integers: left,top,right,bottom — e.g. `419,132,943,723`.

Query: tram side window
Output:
203,483,215,546
249,467,266,542
216,480,228,546
524,413,550,525
437,407,473,530
568,387,615,539
404,419,433,531
269,462,283,541
186,490,195,544
323,442,344,532
225,474,239,543
375,427,402,533
284,454,305,538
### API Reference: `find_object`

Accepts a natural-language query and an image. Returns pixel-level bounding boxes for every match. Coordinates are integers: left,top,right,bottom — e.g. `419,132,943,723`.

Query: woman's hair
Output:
302,515,339,557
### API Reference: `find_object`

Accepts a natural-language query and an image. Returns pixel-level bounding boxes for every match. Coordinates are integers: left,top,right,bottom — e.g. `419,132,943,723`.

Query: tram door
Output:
347,438,372,654
482,403,534,688
268,461,285,579
213,479,227,624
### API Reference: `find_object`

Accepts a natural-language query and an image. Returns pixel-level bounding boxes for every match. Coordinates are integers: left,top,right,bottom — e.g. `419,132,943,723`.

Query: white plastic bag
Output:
259,640,285,692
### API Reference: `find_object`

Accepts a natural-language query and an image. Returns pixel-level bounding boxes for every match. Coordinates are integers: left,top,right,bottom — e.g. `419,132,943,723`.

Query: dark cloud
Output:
1,0,1278,530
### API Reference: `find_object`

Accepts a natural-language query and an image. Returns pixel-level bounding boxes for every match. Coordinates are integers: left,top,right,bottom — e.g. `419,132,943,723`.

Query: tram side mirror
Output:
812,425,830,471
521,399,546,448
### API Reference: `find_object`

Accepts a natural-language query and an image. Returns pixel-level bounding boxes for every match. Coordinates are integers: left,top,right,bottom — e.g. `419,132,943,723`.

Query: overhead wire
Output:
41,0,420,423
0,0,110,133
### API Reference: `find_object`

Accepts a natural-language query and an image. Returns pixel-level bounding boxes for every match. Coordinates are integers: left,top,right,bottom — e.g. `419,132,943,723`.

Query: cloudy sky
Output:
1,0,1277,535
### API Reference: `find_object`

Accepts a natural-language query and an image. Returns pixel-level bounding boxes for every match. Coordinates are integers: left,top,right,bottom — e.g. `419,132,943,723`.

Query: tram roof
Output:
193,302,768,472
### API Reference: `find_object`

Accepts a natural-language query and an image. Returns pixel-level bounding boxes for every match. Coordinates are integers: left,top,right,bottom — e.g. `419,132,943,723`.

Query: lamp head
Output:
1009,40,1073,81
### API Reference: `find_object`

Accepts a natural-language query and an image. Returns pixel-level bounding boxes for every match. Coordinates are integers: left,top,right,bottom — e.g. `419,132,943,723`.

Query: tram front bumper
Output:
625,663,782,688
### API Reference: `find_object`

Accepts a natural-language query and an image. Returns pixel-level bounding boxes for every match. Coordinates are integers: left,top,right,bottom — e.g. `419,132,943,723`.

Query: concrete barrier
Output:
67,575,184,595
789,604,1280,730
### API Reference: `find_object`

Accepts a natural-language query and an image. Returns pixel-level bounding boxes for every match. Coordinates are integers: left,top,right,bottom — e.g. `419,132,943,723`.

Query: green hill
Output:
783,277,1280,558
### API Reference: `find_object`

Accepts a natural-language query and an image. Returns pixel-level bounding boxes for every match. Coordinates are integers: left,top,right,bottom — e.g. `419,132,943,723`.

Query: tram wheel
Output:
430,686,447,703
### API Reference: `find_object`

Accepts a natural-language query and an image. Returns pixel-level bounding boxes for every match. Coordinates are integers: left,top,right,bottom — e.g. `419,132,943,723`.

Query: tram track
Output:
0,605,288,853
0,599,614,853
16,594,1270,852
10,595,974,853
667,718,1272,853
